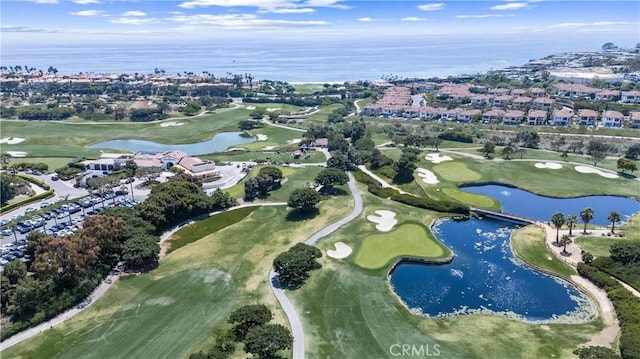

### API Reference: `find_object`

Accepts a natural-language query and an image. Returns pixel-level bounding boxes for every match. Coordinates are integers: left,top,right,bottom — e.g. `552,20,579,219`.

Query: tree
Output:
587,140,610,166
123,160,138,177
607,211,621,233
257,166,283,183
428,136,443,152
573,346,621,359
560,234,571,255
582,251,594,265
625,143,640,160
3,260,27,285
566,215,578,236
551,212,565,245
617,157,637,174
273,243,322,288
580,207,595,234
244,178,259,200
315,167,348,193
610,242,640,265
560,151,569,162
326,153,351,171
0,173,16,205
122,234,160,270
243,324,292,359
393,154,417,184
82,215,127,264
515,130,540,149
32,233,100,285
136,166,163,183
478,141,495,158
501,143,514,160
287,188,320,211
228,304,272,340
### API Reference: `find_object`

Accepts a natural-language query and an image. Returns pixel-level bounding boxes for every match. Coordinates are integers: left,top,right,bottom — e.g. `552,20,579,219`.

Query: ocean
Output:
0,34,622,82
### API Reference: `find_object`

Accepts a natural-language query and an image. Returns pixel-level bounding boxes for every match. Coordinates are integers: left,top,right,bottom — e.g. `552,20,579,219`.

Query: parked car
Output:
51,175,59,181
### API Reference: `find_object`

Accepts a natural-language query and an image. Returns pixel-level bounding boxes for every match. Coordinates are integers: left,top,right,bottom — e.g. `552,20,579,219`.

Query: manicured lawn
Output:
441,187,498,209
431,162,482,182
202,148,326,165
305,103,345,124
510,225,575,278
574,236,636,257
224,165,323,202
8,157,74,172
5,196,353,358
238,125,304,150
354,222,449,270
168,206,257,253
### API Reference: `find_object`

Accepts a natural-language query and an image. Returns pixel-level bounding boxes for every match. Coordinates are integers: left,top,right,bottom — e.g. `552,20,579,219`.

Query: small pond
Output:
390,218,592,322
462,184,640,225
88,132,254,156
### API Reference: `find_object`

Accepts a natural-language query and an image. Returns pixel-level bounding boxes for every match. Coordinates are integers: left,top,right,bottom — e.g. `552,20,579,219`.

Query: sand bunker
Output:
263,146,278,150
266,107,281,112
256,134,268,141
534,162,563,169
246,106,256,110
287,138,302,144
327,242,353,259
160,121,184,127
0,137,26,145
6,151,27,157
367,210,398,232
425,153,453,164
575,166,619,179
416,168,439,184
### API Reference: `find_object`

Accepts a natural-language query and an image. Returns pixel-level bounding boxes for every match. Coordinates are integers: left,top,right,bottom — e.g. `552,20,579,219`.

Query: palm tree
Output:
551,212,565,245
566,215,578,236
580,207,595,234
10,222,18,244
560,234,572,255
608,211,621,233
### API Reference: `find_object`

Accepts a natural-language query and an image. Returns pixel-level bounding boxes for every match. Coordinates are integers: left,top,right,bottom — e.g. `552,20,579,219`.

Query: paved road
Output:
270,172,363,359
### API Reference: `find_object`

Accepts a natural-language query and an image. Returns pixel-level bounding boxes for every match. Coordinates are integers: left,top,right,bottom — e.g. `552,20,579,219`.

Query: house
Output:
402,107,420,119
488,88,510,96
470,94,492,106
601,110,624,128
457,109,481,123
552,109,573,126
481,109,505,123
555,83,595,99
595,89,620,102
502,110,525,125
419,106,441,120
526,110,547,125
630,112,640,129
529,88,546,98
512,96,532,109
577,109,599,126
533,97,554,110
621,91,640,104
175,156,219,181
440,108,462,121
511,89,527,97
312,138,329,148
492,95,513,107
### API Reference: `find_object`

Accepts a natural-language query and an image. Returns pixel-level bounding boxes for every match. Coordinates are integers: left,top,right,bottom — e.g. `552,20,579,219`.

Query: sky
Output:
1,0,639,45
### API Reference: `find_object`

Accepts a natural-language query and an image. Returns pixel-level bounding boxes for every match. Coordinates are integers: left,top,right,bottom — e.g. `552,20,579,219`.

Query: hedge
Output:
577,263,640,359
16,173,51,190
353,170,470,215
0,190,54,214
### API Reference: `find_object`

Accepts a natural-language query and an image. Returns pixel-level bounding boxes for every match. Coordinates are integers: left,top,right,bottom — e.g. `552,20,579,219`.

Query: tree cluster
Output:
244,166,283,201
273,243,322,289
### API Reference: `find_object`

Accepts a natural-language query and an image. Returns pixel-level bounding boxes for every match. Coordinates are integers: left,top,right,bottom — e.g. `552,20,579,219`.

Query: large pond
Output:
462,184,640,225
390,185,639,322
88,132,254,156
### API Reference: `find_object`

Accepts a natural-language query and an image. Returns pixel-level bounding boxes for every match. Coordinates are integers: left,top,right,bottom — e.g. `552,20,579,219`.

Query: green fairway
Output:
4,198,353,358
224,165,323,201
238,125,303,150
201,148,325,165
354,222,449,270
441,187,498,209
5,268,236,359
510,225,575,278
432,162,482,182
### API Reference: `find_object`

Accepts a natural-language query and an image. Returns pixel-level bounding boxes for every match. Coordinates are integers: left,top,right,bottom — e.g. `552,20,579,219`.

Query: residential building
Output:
533,97,554,110
552,109,573,126
595,89,620,102
481,109,505,123
526,110,547,125
502,110,525,125
492,95,513,107
601,110,624,128
577,109,599,126
512,96,532,109
529,88,546,98
621,91,640,104
457,109,481,123
630,112,640,129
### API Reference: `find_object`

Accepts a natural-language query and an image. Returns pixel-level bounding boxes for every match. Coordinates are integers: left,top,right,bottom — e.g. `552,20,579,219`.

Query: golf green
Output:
354,223,448,270
432,162,481,182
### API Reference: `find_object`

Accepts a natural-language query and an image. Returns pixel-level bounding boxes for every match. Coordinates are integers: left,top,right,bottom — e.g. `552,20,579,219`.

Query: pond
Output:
389,185,639,322
462,184,640,225
390,218,592,322
88,132,254,156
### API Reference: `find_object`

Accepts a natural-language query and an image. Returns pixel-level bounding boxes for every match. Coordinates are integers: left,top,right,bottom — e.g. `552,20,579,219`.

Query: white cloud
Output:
549,21,631,29
70,10,106,16
490,2,528,10
31,0,59,3
304,0,350,9
73,0,101,4
417,3,444,11
121,11,147,17
456,14,514,19
1,25,57,33
178,0,349,10
166,13,327,29
110,17,160,25
259,7,315,13
401,17,425,22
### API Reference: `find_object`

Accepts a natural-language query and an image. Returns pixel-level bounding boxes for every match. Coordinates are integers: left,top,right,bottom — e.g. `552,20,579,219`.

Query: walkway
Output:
269,172,363,359
356,165,409,194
